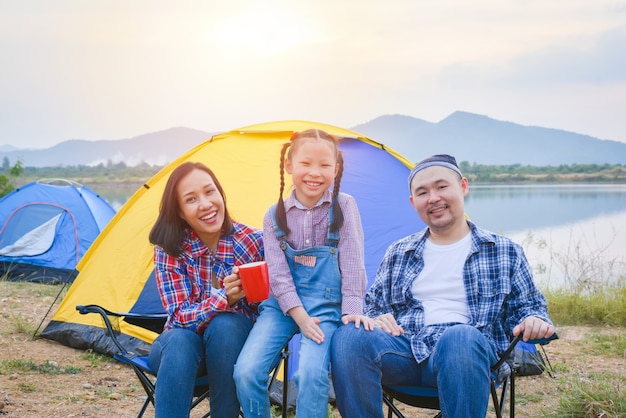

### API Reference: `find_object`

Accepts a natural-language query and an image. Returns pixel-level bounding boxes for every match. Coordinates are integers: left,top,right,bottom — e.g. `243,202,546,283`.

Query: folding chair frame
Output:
77,304,291,418
383,334,557,418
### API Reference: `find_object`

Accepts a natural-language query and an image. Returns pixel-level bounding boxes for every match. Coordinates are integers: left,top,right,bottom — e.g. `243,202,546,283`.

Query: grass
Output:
0,358,82,375
540,371,626,417
545,284,626,327
81,350,114,367
534,230,626,417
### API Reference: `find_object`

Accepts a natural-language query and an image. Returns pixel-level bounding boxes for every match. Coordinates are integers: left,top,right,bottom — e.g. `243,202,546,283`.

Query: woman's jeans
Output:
330,323,498,418
148,312,253,418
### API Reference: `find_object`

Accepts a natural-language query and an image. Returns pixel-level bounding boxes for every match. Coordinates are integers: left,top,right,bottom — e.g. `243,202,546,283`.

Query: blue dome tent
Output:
0,179,116,283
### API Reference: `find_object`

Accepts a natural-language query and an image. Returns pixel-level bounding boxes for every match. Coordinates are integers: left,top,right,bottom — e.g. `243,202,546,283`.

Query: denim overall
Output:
234,203,342,418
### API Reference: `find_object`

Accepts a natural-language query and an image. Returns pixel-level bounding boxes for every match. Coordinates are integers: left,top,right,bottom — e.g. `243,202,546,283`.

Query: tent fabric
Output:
40,120,426,358
0,179,116,283
0,212,61,256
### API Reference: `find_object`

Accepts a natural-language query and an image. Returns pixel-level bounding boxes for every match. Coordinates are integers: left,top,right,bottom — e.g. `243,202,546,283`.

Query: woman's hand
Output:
223,267,245,306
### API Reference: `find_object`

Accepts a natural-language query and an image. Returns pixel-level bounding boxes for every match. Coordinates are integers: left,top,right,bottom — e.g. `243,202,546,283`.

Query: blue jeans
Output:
234,296,340,418
330,323,498,418
148,313,253,418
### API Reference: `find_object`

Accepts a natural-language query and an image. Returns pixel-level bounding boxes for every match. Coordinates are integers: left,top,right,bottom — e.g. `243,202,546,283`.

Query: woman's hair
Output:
149,161,234,256
275,129,345,235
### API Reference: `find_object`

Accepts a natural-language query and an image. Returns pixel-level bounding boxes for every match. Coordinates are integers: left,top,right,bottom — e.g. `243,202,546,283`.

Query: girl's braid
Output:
330,150,345,233
276,142,292,235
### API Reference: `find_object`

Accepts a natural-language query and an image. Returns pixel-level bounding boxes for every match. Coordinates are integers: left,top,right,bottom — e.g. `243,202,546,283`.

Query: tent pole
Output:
31,270,76,339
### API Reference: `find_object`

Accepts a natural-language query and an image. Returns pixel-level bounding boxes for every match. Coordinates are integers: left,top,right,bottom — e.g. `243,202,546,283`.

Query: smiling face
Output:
285,137,339,208
409,165,470,243
176,168,225,249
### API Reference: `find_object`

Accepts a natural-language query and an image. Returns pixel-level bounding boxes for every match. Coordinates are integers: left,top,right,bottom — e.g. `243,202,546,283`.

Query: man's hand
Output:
374,313,404,336
513,316,556,341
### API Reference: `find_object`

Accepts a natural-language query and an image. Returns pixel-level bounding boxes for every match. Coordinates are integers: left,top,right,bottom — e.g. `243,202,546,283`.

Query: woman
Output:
148,161,264,418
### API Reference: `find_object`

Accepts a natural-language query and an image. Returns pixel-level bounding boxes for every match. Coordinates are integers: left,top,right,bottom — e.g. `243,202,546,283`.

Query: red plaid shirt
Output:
154,222,264,334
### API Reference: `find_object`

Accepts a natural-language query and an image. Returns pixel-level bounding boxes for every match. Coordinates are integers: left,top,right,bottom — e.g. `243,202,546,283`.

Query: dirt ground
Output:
1,282,624,418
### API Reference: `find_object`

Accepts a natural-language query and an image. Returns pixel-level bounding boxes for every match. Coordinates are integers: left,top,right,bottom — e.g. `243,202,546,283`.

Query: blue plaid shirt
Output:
364,221,551,363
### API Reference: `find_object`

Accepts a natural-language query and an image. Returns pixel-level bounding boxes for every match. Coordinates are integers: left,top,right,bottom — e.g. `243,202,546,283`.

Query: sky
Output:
1,1,626,149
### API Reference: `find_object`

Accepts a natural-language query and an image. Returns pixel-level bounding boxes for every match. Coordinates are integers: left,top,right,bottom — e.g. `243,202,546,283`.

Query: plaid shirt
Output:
154,221,264,334
263,189,367,315
365,220,551,363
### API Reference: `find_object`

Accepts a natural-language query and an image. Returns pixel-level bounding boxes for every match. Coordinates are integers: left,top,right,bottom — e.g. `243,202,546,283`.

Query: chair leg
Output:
491,380,503,418
510,372,515,418
282,346,289,418
382,394,406,418
130,366,156,418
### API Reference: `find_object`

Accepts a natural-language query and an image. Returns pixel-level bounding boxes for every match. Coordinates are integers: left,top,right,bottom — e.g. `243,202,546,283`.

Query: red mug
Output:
238,261,270,303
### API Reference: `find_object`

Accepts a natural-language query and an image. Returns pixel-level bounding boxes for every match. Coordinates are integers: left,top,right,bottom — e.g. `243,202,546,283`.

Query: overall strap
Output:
326,196,339,248
269,204,286,240
270,200,340,248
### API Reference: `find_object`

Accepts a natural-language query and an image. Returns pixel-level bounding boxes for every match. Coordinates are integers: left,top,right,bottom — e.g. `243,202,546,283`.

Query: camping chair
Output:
76,304,291,418
383,333,558,418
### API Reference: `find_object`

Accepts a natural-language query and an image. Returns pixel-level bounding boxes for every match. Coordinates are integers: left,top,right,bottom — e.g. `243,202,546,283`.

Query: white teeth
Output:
200,212,216,221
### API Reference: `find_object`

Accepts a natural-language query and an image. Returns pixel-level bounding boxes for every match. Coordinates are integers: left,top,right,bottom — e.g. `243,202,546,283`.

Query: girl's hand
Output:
289,306,325,344
374,313,404,336
224,267,245,306
341,314,376,331
300,316,325,344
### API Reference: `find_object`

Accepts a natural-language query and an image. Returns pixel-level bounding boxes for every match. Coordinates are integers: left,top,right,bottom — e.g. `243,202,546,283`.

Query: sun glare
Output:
209,5,318,57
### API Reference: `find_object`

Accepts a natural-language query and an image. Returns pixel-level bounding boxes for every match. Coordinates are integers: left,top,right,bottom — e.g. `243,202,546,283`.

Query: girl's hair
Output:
149,161,234,256
275,129,345,235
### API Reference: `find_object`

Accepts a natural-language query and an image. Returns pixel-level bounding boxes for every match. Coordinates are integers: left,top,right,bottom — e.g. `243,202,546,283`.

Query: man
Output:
330,154,555,418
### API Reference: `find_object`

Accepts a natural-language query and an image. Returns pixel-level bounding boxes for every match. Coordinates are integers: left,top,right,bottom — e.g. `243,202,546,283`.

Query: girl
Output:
234,129,368,418
148,161,263,418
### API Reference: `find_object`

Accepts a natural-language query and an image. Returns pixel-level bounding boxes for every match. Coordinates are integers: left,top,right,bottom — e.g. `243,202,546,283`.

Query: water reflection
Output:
465,184,626,235
508,211,626,291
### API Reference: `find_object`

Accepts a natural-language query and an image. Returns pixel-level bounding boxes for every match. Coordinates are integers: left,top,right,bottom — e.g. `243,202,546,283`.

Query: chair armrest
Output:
76,304,134,356
491,333,559,372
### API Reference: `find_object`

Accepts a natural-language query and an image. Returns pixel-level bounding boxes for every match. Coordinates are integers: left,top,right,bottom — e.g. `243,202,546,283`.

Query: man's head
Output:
408,154,469,242
407,154,462,192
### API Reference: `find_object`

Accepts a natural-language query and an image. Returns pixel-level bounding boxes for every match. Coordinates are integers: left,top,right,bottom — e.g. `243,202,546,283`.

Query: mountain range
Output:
2,112,625,167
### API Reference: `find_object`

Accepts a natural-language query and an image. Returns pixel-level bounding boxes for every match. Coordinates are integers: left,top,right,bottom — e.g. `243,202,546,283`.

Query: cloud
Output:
437,25,626,89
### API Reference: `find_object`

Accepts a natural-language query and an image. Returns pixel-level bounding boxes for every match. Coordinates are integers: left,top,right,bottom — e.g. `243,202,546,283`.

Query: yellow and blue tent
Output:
40,120,425,358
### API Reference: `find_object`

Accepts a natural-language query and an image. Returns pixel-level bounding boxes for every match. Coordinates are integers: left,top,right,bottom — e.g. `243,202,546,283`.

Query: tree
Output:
0,160,24,198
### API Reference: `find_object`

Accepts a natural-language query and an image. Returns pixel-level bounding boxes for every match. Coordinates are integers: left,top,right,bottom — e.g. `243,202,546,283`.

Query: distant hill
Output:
351,112,626,165
0,127,214,167
1,113,625,167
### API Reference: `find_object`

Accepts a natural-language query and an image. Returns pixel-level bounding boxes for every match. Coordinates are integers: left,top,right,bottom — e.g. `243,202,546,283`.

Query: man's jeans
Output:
330,323,498,418
148,313,253,418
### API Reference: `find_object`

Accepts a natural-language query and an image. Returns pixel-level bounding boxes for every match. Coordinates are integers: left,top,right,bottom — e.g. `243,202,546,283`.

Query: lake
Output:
464,184,626,290
97,183,626,291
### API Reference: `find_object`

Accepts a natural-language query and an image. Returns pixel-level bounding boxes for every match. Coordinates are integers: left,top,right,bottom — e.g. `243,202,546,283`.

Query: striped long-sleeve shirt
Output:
263,189,367,316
